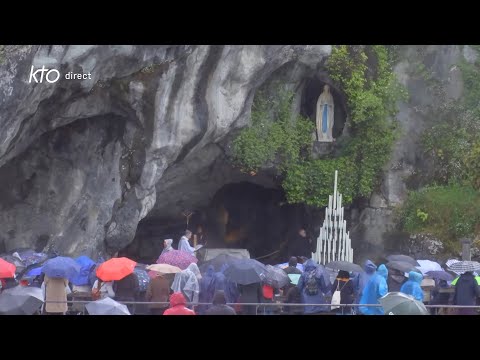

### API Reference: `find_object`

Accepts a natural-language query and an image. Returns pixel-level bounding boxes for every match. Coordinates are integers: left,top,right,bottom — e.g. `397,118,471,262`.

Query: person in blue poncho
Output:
359,264,388,315
353,260,377,303
400,271,424,301
297,259,330,314
197,265,216,314
212,264,238,304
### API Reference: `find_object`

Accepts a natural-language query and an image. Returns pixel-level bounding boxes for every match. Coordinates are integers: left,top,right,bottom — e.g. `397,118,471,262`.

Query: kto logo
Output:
28,65,60,83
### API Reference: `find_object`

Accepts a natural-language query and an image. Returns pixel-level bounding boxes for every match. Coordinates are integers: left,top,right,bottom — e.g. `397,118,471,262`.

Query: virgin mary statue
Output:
315,85,334,142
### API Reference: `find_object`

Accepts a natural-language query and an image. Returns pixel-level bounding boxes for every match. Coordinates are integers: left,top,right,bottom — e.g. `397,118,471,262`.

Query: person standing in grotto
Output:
287,228,312,264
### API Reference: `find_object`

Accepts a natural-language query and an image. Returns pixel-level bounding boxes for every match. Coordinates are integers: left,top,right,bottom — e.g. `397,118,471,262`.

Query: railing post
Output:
461,238,472,261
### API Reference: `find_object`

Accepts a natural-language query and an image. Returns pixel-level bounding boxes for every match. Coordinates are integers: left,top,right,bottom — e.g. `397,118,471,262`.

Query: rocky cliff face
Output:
350,45,471,261
0,45,472,261
0,45,331,258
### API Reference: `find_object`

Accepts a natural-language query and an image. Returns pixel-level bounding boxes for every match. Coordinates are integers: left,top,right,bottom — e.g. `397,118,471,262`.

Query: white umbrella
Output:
85,297,130,315
416,259,442,275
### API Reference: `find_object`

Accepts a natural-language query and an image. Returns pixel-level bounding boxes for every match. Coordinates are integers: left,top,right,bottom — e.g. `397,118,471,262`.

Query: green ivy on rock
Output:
398,185,480,253
232,86,314,173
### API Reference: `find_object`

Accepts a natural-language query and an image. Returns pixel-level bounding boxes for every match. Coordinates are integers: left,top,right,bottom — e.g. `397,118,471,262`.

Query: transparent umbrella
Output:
85,297,131,315
0,286,44,315
379,292,429,315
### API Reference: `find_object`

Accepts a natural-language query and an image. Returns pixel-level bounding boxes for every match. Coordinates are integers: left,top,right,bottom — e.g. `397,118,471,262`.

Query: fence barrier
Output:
35,300,480,315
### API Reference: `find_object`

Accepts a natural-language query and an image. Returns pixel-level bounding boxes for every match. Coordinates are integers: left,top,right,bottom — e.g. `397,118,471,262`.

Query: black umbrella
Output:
386,261,421,274
325,261,364,273
425,271,454,282
223,259,267,285
264,265,290,289
0,286,44,315
199,254,242,272
386,255,419,266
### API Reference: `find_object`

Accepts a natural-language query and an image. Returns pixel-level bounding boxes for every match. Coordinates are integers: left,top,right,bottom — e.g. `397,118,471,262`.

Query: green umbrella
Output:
379,292,429,315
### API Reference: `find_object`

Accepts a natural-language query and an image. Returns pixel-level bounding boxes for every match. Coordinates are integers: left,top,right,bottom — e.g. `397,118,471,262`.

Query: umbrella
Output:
264,265,290,289
386,261,421,274
0,254,24,274
223,259,267,285
146,264,182,274
156,250,197,270
134,267,150,292
386,255,419,266
448,260,480,274
199,254,241,272
0,258,16,278
416,259,442,275
96,257,137,282
288,274,301,285
425,271,454,282
325,260,364,273
0,286,44,315
14,250,49,267
41,256,80,279
25,266,43,278
446,259,459,267
16,254,53,279
70,256,96,286
379,292,429,315
445,259,466,275
85,297,131,315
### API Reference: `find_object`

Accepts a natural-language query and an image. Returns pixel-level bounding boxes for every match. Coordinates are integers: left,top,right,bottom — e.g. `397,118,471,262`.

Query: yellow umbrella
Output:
146,264,182,274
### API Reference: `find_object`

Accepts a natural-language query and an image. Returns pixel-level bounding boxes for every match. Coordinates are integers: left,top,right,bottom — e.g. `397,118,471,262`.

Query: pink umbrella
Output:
156,250,197,270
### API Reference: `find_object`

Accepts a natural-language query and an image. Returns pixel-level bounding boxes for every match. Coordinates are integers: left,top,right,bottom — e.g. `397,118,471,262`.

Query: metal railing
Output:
36,300,480,315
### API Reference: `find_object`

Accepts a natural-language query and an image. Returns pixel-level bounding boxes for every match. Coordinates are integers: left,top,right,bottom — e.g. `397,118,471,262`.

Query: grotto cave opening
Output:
121,182,318,265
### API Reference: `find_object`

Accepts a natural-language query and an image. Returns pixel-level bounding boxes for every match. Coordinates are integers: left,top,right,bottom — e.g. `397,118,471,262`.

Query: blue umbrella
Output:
42,256,81,280
70,256,96,286
26,267,43,277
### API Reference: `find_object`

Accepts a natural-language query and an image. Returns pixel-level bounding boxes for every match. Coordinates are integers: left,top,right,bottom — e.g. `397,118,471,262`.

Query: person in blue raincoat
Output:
359,264,388,315
354,260,377,303
197,265,216,314
400,271,424,301
213,264,238,304
297,259,330,314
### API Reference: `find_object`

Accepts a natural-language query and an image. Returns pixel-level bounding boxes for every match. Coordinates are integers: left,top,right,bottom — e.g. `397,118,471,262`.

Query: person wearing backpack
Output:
259,282,276,315
297,259,330,314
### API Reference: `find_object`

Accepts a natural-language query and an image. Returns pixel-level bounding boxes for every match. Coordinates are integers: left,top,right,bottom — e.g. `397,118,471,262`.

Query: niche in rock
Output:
300,77,347,141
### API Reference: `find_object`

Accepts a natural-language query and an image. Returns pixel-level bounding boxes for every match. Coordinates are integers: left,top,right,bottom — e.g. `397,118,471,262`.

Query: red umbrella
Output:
0,258,16,278
96,257,137,282
156,250,197,270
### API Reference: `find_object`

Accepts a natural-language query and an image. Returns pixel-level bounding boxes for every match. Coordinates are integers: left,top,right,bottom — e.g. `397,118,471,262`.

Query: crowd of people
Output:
2,226,480,315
